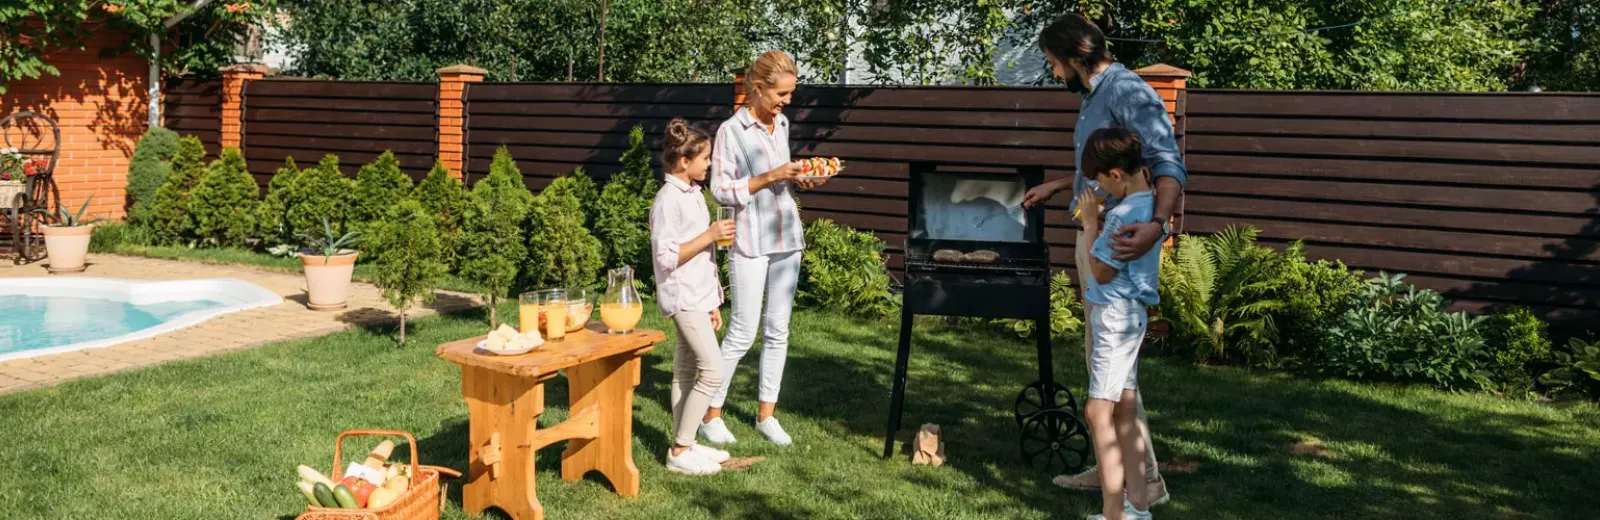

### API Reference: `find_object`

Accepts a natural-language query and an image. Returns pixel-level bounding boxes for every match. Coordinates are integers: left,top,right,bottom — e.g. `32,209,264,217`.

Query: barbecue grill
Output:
883,162,1090,474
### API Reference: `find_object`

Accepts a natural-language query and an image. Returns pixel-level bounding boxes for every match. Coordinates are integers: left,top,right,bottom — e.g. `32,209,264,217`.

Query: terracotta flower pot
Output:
42,224,93,274
301,251,358,311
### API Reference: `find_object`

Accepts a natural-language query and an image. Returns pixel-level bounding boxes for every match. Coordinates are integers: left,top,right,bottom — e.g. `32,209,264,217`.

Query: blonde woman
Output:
701,50,818,446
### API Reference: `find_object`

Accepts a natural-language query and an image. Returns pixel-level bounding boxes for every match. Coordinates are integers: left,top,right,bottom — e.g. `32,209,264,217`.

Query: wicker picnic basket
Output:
304,429,461,520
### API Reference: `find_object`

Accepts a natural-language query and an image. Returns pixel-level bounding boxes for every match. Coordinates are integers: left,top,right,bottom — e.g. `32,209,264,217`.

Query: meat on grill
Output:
962,250,999,264
933,249,963,263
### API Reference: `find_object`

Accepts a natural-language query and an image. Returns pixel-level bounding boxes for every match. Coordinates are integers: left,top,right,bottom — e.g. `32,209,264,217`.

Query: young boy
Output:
1076,127,1163,520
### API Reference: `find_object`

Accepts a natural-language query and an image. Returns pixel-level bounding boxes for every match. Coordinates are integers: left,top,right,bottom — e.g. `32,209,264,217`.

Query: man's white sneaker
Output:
666,448,721,476
755,416,793,446
690,443,731,464
699,418,737,445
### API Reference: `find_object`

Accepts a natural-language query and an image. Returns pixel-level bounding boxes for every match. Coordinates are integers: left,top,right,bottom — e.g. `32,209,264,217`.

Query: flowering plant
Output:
0,148,46,182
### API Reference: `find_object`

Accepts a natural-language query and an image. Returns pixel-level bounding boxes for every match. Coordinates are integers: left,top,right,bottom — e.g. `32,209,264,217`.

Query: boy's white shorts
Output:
1088,299,1147,402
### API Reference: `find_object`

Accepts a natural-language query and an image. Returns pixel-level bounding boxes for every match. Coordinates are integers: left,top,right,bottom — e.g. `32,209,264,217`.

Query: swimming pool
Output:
0,278,283,361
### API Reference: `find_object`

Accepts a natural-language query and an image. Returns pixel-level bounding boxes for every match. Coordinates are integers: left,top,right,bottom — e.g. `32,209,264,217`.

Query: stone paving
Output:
0,254,482,394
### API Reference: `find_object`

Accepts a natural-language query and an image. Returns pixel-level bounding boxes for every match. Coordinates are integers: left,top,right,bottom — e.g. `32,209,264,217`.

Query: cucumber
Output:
312,482,339,508
296,481,319,505
332,484,360,509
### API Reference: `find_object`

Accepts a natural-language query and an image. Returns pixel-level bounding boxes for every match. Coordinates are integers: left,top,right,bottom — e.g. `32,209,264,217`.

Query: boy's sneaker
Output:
755,416,793,446
691,443,731,464
699,418,737,445
666,448,721,476
1054,467,1170,507
1124,497,1155,519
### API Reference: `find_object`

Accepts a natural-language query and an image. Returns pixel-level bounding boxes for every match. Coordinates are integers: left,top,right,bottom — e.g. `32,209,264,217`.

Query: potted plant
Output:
297,218,362,311
40,195,106,273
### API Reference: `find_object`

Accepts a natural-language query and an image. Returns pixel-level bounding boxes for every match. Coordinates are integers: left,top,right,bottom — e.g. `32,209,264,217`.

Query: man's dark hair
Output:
1038,14,1113,70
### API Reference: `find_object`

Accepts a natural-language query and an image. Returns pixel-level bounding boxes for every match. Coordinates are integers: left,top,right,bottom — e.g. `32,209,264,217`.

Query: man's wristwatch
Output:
1156,218,1173,237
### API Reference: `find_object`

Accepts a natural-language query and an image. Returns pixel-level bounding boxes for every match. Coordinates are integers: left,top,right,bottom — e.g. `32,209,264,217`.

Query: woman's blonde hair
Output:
745,50,799,97
662,117,711,175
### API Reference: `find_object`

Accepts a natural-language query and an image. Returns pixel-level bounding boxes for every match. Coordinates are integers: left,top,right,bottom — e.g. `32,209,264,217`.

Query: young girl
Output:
650,118,737,475
1076,127,1163,520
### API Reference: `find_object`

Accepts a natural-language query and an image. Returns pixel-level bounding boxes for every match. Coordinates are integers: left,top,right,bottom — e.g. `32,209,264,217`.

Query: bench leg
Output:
462,365,546,520
561,353,642,498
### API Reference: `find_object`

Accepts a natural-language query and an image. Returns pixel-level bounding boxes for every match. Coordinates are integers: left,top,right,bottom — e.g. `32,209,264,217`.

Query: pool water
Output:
0,295,227,355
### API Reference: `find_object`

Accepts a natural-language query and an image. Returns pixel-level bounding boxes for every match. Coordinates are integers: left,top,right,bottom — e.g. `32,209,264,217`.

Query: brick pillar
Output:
218,63,267,149
1132,63,1190,124
437,64,486,179
733,71,747,108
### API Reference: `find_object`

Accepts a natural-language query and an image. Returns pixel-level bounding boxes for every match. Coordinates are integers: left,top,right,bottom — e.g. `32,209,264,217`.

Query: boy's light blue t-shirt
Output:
1085,191,1162,306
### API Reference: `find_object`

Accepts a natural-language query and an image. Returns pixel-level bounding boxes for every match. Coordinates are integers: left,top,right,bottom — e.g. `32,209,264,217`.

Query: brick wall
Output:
3,30,149,219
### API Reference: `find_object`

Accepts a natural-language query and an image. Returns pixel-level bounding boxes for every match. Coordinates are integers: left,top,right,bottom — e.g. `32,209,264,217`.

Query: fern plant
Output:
1000,271,1084,342
1158,225,1292,365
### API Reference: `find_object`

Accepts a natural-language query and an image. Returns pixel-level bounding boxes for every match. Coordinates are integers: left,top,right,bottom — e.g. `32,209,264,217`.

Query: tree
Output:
145,136,208,244
411,160,470,269
285,154,357,244
540,166,599,227
458,147,534,326
1014,0,1536,91
125,127,178,227
272,0,762,82
369,199,450,344
524,174,605,291
350,151,415,237
765,0,1015,84
1,1,272,93
592,126,657,282
256,157,302,248
1517,0,1600,91
186,147,258,247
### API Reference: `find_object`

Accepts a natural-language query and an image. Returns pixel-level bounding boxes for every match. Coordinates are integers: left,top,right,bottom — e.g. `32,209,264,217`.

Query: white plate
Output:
475,339,536,356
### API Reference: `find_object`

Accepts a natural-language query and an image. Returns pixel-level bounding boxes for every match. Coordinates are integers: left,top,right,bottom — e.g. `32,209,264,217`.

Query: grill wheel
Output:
1013,380,1077,427
1019,409,1092,475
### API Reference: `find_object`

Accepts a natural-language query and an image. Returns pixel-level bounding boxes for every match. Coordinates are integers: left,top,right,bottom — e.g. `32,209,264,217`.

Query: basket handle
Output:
330,429,420,485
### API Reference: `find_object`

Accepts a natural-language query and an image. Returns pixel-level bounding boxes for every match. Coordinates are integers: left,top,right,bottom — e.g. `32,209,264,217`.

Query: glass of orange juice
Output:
716,207,734,250
517,291,542,335
543,290,568,342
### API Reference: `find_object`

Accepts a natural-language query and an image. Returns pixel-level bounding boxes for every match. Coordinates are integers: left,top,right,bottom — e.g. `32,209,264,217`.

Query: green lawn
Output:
0,304,1594,519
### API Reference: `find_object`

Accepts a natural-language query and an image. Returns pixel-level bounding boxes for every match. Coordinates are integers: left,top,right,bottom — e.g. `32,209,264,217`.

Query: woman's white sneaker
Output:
699,417,737,444
666,448,721,476
755,417,793,446
690,443,731,464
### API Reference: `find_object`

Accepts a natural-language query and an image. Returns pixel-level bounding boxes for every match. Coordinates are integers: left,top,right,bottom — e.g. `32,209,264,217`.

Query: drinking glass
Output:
517,291,541,335
543,289,569,342
716,207,734,250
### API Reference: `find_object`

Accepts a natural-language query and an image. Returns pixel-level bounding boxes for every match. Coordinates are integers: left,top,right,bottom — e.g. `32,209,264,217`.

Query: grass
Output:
0,303,1595,520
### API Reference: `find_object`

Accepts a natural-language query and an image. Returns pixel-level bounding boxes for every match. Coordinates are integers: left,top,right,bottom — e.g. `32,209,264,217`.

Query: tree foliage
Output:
350,151,414,237
255,157,301,247
1,0,272,93
458,147,534,326
144,136,207,245
126,126,179,226
369,198,450,344
592,126,657,281
1516,0,1599,91
523,174,605,291
284,154,357,245
410,160,470,270
186,146,258,247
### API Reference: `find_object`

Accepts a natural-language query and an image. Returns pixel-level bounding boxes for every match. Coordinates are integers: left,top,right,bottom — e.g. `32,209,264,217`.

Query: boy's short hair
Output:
1081,127,1143,179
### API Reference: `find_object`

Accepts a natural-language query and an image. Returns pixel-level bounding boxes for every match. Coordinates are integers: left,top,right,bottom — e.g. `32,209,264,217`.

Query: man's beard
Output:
1064,76,1086,93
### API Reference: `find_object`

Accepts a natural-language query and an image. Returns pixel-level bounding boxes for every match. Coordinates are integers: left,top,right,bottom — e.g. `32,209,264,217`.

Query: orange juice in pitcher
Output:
600,267,643,334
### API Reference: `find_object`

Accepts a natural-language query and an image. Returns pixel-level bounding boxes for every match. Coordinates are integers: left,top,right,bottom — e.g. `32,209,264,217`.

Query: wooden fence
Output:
1183,90,1600,324
163,79,222,158
240,80,437,184
163,77,1599,328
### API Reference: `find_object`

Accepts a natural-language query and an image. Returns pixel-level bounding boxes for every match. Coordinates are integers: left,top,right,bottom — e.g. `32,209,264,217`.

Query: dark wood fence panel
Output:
163,79,222,158
1186,90,1600,328
241,80,436,187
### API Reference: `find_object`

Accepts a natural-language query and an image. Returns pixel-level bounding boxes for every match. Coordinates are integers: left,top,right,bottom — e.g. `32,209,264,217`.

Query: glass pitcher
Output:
600,266,644,334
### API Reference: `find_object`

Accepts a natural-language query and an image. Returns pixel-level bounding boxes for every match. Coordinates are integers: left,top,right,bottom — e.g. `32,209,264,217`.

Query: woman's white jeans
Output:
710,251,801,407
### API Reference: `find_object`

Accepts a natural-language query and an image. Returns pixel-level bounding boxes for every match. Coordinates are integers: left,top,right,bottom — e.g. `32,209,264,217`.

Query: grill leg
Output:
1035,313,1055,409
883,309,915,458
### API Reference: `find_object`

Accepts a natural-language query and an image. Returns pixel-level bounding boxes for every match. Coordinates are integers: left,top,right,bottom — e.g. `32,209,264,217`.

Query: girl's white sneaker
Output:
699,418,737,444
690,443,731,464
666,448,721,476
755,417,793,446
